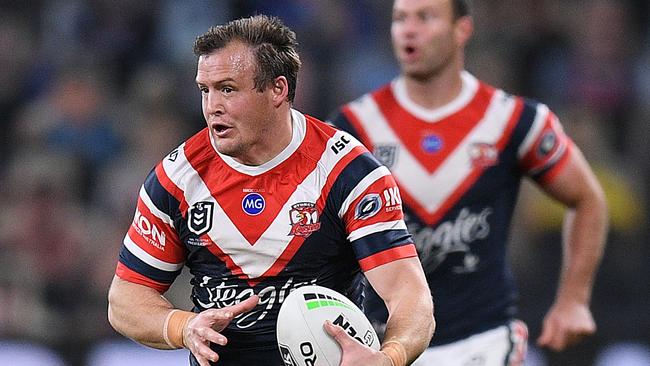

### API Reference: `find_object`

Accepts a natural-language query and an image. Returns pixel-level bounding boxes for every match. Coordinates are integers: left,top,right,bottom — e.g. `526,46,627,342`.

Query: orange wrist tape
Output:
381,340,408,366
163,310,196,349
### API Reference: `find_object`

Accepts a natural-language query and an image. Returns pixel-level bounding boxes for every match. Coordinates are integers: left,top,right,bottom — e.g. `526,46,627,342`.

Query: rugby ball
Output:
276,285,380,366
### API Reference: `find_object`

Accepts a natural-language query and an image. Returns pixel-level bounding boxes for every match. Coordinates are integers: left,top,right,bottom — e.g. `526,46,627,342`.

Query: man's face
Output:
391,0,460,79
196,41,275,163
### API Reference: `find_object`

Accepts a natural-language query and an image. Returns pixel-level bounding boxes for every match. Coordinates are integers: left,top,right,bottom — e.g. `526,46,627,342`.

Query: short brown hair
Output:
452,0,470,19
193,15,301,103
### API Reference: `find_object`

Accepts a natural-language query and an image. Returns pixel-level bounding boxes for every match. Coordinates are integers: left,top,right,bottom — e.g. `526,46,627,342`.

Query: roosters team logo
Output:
468,142,498,168
288,202,321,238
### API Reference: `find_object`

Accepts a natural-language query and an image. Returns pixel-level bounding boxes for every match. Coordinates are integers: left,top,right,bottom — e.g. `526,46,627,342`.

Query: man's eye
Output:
222,86,234,94
199,87,208,93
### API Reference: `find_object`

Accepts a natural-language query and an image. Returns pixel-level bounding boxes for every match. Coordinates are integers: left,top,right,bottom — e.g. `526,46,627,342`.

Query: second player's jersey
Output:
115,109,415,356
330,72,572,345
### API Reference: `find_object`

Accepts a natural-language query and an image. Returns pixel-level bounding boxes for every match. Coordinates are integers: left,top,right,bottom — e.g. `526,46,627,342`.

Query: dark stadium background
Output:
0,1,648,365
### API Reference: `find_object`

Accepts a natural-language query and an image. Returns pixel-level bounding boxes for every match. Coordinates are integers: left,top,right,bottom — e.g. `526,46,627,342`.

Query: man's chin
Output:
401,66,439,82
214,142,238,157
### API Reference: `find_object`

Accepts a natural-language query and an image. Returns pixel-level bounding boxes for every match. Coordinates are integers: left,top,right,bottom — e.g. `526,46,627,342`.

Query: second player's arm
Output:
537,146,608,350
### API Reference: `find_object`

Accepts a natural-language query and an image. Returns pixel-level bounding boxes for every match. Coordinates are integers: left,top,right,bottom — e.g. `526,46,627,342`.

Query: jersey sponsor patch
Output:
131,209,167,251
537,130,557,158
188,201,214,235
421,134,443,153
354,193,383,220
242,192,266,216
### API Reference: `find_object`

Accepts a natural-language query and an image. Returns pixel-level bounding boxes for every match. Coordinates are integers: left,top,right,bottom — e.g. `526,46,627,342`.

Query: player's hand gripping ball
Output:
276,285,380,366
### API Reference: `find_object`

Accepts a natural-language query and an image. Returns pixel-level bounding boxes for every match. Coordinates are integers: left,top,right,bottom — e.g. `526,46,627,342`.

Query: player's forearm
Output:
556,189,608,305
382,282,435,364
107,276,180,349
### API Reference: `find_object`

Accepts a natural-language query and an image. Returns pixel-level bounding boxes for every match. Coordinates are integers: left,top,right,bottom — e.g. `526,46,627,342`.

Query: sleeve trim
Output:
359,244,418,272
115,262,171,294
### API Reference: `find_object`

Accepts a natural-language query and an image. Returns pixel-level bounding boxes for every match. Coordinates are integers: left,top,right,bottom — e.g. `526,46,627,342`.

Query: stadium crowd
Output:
0,1,649,365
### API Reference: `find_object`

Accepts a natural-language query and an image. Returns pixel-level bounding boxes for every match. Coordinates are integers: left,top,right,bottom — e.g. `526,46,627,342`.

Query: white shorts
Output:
412,320,528,366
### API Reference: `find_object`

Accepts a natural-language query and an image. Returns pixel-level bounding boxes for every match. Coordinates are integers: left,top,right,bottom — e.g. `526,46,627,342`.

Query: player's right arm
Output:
107,165,259,365
108,275,182,349
516,104,608,351
108,276,259,365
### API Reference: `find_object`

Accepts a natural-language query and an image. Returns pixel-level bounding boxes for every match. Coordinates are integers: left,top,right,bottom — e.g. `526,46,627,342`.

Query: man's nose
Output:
400,17,419,38
206,93,224,115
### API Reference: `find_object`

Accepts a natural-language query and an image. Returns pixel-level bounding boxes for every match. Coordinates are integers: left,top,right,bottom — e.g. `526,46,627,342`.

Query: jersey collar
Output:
391,70,479,122
211,108,307,176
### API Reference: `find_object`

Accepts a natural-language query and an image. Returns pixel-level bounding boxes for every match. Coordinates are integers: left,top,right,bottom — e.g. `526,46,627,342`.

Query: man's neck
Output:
236,107,294,166
402,67,464,110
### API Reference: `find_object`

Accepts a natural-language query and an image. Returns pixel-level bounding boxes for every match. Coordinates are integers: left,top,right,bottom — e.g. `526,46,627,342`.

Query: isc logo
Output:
330,134,351,154
242,193,265,215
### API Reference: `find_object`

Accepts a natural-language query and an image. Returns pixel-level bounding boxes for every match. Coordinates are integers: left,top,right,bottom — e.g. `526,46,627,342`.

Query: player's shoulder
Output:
149,127,211,185
303,113,369,156
330,83,392,116
477,75,551,114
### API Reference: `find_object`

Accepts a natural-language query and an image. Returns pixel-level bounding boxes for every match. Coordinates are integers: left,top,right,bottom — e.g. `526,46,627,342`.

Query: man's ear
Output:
271,76,289,107
455,16,474,48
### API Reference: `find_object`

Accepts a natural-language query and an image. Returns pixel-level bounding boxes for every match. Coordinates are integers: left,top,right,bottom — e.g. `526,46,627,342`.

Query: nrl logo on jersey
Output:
188,201,214,236
288,202,321,238
373,144,398,168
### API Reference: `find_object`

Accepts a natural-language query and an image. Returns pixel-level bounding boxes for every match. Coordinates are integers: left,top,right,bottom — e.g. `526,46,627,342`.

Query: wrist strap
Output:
163,310,196,349
381,340,408,366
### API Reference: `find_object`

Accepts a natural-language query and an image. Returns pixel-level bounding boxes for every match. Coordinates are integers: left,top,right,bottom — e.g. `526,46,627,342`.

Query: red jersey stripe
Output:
358,244,418,272
372,82,495,174
155,163,188,216
115,262,170,293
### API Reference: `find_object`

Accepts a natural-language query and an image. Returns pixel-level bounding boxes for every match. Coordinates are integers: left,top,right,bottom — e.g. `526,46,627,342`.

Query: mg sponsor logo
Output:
242,193,265,215
421,134,443,153
132,209,166,250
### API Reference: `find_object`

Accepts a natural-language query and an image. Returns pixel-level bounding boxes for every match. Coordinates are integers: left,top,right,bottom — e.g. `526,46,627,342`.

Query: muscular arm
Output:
536,146,608,351
108,275,259,365
107,275,177,349
365,257,435,364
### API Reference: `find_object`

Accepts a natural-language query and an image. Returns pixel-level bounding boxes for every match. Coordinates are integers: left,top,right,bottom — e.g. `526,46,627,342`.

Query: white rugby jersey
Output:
115,109,415,356
330,72,573,346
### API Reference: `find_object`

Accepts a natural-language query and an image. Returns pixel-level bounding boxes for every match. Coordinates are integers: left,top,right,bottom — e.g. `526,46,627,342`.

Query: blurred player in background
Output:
107,15,434,366
329,0,608,364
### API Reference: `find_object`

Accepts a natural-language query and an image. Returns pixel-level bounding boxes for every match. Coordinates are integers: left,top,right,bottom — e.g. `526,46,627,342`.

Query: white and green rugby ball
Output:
276,285,380,366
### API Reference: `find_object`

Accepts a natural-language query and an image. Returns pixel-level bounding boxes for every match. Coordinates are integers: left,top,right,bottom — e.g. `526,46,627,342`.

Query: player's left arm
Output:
536,145,608,351
367,257,435,364
324,257,434,366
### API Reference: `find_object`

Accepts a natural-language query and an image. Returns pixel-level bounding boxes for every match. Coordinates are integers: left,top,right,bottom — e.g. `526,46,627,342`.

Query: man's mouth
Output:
211,123,233,137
